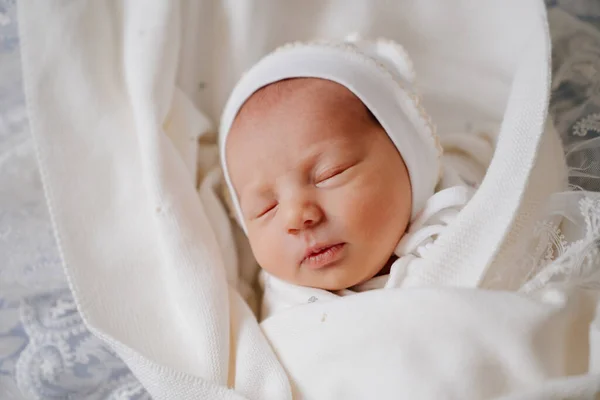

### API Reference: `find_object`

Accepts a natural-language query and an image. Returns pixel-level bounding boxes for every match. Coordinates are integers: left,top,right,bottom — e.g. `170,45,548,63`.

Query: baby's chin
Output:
287,263,384,292
316,255,396,291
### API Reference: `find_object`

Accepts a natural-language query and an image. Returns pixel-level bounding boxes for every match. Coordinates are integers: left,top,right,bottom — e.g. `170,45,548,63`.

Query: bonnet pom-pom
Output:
345,33,416,84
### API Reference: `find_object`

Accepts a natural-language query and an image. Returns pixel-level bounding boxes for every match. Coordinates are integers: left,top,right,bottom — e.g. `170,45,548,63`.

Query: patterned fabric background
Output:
1,1,599,398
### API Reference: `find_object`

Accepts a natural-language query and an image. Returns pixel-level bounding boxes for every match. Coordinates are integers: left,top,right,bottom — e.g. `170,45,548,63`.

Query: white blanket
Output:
18,0,600,399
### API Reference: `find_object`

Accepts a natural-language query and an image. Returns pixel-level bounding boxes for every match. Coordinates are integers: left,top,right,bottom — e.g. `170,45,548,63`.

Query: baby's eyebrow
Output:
300,138,353,161
238,180,273,205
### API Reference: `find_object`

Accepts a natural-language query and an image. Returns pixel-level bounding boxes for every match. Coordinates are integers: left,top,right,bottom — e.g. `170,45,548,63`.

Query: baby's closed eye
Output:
256,203,278,219
244,200,278,220
240,189,278,220
315,162,357,188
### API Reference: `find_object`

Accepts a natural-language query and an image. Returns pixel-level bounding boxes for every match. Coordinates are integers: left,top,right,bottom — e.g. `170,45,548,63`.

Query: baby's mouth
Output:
301,243,346,270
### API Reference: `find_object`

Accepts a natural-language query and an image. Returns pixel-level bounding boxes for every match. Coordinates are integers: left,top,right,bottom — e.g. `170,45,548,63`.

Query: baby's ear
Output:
344,35,416,85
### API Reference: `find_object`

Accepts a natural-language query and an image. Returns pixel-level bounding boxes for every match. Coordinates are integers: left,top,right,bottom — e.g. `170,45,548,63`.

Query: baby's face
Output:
226,78,411,291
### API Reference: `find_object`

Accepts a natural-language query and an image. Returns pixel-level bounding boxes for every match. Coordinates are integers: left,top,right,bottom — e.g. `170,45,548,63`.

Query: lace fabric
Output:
0,0,65,301
515,8,600,293
15,290,148,400
476,10,600,294
520,193,600,293
1,1,600,399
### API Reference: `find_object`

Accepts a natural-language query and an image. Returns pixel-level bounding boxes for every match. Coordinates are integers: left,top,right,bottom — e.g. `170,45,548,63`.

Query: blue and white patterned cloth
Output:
1,1,600,398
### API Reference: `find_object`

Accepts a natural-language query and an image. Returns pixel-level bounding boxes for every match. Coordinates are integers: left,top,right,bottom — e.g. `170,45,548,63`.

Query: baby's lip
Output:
300,242,346,268
304,243,337,258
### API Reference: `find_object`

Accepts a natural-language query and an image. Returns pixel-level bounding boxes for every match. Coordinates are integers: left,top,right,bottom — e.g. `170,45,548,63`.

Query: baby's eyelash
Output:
256,203,277,219
315,165,351,184
318,169,341,182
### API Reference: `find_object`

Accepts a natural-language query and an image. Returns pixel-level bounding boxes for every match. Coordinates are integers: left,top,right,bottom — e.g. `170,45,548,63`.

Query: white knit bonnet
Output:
219,37,442,233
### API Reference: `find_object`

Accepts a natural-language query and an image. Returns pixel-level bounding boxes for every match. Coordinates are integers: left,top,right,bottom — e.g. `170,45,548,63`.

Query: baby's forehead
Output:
225,78,385,177
234,78,372,125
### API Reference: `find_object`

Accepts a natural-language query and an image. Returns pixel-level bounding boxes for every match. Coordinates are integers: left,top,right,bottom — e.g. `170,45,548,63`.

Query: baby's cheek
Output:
249,228,292,278
336,182,393,238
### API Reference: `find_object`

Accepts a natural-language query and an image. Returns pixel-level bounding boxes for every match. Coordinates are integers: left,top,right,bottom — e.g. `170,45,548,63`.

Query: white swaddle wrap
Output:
18,0,600,399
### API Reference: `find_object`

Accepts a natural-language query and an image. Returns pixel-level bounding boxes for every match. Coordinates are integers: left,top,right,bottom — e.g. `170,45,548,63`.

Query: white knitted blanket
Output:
18,0,600,399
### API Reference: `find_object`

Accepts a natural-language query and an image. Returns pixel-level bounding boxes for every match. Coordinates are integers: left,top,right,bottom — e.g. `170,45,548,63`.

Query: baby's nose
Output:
284,200,324,234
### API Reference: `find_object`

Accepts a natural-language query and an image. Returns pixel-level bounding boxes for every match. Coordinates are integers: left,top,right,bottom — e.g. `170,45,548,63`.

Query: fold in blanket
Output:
18,0,600,399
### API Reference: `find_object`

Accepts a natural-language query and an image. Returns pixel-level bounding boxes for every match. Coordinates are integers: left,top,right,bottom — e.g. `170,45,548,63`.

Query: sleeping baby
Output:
219,38,484,319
